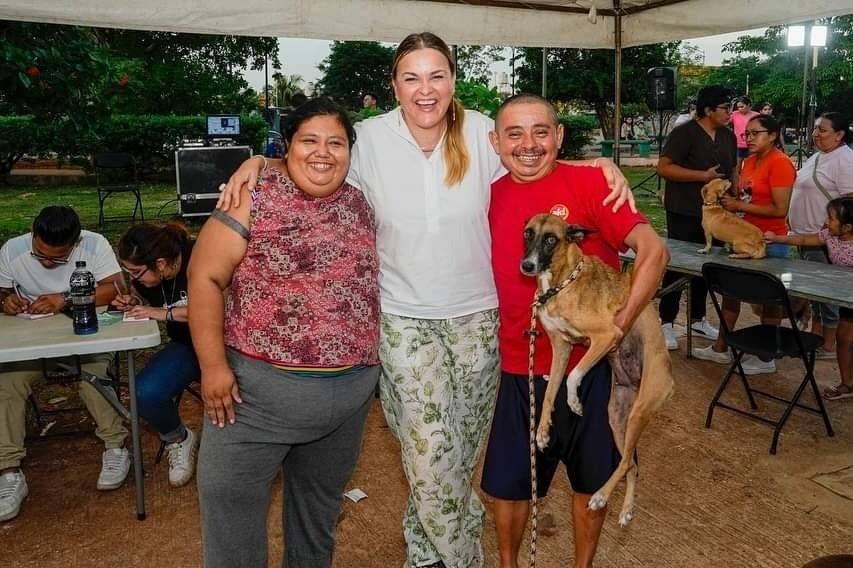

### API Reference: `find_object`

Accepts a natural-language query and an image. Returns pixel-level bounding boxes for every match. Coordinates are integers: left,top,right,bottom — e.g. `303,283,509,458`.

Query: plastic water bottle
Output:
70,261,98,335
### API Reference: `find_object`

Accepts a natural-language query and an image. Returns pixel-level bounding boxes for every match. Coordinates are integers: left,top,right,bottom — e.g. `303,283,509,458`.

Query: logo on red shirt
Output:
549,204,570,220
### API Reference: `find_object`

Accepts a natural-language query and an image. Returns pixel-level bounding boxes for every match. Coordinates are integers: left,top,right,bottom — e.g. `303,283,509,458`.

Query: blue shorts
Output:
481,362,620,500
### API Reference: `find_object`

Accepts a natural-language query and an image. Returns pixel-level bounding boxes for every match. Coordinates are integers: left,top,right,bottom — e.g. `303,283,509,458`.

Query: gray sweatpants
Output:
197,350,379,568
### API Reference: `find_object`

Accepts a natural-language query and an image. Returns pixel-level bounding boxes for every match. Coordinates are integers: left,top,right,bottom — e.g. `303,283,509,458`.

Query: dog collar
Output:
703,200,720,206
533,258,585,307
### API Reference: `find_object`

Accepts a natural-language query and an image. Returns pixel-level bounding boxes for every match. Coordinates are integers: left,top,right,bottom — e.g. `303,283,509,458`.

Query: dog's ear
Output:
565,224,594,242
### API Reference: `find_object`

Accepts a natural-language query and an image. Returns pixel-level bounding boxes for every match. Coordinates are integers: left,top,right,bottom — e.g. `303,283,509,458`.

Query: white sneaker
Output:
97,447,130,490
166,428,198,487
740,354,776,375
0,471,28,522
691,318,719,340
692,344,732,364
661,323,678,350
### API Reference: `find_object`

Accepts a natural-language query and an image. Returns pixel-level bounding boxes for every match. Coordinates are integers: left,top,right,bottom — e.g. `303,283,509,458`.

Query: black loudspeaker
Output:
175,146,252,217
646,67,676,111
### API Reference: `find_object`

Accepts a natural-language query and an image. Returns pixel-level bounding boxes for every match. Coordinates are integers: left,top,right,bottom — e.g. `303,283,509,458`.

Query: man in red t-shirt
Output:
481,94,668,568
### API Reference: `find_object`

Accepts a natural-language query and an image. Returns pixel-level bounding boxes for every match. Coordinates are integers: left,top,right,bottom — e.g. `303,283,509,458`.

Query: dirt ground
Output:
2,310,852,568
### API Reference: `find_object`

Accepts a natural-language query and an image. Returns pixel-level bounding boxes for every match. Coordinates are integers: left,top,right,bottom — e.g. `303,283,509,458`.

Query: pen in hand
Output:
111,280,136,311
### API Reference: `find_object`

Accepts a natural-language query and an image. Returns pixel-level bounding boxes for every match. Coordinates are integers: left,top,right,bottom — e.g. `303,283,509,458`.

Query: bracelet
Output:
253,154,268,170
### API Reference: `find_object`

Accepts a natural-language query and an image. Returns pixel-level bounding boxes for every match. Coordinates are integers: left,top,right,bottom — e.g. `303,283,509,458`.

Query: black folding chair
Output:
701,262,834,454
94,152,144,227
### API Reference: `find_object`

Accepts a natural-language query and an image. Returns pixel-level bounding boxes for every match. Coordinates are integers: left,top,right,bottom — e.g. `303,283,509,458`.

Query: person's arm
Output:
28,272,122,314
614,224,669,335
188,188,252,427
763,231,823,247
657,155,724,184
216,156,285,212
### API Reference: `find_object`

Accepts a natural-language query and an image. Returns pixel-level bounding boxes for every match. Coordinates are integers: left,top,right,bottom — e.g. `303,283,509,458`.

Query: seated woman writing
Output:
188,97,380,568
111,223,198,487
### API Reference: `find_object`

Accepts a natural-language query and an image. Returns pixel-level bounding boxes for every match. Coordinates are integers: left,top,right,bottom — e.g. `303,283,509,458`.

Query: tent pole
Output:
614,1,622,166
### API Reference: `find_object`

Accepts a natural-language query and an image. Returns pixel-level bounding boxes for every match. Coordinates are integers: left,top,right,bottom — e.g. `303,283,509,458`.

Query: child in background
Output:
765,196,853,400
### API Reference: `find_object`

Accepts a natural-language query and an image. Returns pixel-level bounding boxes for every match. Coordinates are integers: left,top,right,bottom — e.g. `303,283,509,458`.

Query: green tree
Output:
456,45,505,84
515,43,682,137
100,29,279,115
316,41,395,109
272,73,304,107
706,16,853,126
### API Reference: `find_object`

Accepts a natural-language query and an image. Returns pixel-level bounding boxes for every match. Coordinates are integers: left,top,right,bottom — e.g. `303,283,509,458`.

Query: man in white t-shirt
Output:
0,206,128,523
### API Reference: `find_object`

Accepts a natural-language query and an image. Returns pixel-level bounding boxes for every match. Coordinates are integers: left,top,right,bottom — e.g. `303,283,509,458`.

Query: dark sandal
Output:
823,383,853,400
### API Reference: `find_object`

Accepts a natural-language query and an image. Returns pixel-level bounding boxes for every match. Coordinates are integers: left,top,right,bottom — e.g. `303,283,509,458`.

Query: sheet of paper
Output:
15,312,55,320
343,488,368,503
123,312,150,322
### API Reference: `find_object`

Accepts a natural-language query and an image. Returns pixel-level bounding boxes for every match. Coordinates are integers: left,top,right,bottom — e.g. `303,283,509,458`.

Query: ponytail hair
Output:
443,98,469,187
117,222,190,268
392,32,470,187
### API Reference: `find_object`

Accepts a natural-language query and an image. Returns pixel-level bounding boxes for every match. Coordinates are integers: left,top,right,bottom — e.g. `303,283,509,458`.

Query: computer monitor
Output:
206,115,241,138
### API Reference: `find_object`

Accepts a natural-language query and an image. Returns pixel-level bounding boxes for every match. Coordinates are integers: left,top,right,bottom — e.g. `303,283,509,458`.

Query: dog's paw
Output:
567,394,584,416
697,248,710,254
588,491,608,511
618,509,634,528
535,428,551,451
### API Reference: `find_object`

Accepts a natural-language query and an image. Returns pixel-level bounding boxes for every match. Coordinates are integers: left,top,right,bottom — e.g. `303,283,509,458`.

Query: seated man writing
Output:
0,206,128,522
482,94,668,568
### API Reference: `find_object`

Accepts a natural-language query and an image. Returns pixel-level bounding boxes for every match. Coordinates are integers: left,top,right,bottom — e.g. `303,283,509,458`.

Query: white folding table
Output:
0,313,161,520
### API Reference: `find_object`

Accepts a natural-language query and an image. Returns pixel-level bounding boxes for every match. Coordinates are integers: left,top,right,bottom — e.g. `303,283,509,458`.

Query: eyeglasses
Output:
715,104,732,113
741,129,770,140
122,265,150,281
30,241,78,264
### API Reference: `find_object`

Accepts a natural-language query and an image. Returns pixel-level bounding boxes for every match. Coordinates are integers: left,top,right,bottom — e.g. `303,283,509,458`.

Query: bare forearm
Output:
774,233,822,247
623,245,668,328
188,279,230,372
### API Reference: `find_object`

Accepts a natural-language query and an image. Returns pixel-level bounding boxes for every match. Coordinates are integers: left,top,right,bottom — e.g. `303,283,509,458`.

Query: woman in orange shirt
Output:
692,114,795,374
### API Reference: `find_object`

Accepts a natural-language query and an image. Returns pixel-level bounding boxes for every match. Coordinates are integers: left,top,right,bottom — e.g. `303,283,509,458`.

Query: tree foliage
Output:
456,45,505,84
271,73,304,107
316,41,395,110
515,43,682,137
0,22,279,119
0,22,115,123
100,29,278,115
705,16,853,127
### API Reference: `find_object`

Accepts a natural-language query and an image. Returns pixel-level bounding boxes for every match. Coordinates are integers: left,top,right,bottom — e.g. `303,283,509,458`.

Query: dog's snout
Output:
521,259,536,275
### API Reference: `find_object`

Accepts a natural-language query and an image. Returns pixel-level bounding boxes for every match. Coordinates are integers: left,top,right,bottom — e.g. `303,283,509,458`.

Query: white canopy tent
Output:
0,0,849,48
2,0,850,161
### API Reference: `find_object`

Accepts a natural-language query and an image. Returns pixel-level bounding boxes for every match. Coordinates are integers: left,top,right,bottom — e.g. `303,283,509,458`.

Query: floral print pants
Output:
379,309,500,568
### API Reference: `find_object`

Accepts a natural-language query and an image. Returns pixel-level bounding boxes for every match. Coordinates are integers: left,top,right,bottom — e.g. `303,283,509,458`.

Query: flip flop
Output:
823,383,853,401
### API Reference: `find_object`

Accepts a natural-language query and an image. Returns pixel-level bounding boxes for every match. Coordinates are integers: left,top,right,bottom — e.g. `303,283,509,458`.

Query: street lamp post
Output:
788,23,828,167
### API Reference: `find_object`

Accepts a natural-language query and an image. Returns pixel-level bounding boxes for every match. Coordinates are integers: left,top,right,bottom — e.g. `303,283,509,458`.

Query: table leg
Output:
127,350,146,520
686,283,693,358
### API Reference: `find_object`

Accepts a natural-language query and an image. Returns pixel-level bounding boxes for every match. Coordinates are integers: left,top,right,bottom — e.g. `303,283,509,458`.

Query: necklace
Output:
161,277,177,308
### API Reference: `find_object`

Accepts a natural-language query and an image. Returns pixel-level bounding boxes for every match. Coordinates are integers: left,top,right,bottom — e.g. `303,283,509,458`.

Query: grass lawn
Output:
0,167,665,245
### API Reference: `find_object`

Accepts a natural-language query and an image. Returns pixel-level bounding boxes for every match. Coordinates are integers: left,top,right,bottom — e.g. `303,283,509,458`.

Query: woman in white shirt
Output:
218,32,632,568
789,112,853,357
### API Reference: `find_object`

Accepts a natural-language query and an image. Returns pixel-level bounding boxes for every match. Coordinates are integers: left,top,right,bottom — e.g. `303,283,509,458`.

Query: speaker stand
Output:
630,107,666,198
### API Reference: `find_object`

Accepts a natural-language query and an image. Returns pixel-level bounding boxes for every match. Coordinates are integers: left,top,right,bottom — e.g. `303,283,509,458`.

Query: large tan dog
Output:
698,178,766,258
521,213,674,527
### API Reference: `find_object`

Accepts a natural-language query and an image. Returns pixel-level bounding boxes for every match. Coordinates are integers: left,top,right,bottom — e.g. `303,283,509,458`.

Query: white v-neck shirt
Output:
347,108,505,319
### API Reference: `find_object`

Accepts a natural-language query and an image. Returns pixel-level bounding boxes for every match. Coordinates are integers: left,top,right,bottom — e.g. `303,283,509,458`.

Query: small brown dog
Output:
521,213,674,527
698,178,766,259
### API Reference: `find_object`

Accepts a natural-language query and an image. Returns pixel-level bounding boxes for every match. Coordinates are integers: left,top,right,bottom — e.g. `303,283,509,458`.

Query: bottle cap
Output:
76,261,87,268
